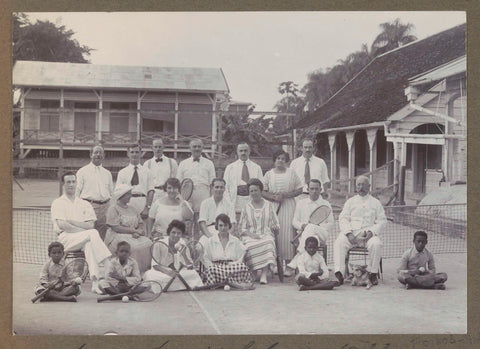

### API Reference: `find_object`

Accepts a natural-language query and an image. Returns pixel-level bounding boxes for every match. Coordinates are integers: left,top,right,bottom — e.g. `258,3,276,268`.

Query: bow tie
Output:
156,158,163,163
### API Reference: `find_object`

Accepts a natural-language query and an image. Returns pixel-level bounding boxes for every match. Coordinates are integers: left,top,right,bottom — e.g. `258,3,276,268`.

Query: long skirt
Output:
104,229,153,273
203,261,253,285
143,268,203,291
242,235,276,271
273,197,296,260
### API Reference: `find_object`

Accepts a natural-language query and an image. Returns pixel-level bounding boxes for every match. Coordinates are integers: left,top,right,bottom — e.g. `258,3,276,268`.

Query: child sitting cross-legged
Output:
296,236,339,291
99,241,142,298
34,242,81,302
397,230,448,290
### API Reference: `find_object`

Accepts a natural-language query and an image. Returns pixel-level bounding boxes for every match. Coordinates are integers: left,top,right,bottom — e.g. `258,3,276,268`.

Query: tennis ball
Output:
122,296,129,303
419,267,425,273
224,285,231,291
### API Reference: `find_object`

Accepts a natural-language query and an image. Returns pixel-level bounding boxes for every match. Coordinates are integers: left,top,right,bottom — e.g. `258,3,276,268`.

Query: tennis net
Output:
13,204,466,266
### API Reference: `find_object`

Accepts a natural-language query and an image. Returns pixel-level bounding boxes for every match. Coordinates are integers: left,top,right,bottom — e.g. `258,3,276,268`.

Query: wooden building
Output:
296,24,466,202
13,61,230,159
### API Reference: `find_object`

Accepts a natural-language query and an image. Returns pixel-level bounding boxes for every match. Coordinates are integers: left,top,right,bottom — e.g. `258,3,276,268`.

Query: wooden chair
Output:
344,246,383,279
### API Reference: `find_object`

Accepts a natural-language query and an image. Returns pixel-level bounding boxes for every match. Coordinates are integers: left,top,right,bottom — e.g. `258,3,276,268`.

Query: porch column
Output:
98,90,103,143
366,128,377,188
174,93,179,158
393,141,401,185
346,131,355,193
19,88,25,159
211,95,217,156
328,133,337,190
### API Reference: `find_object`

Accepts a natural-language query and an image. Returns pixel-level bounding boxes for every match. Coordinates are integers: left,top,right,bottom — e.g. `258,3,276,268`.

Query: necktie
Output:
131,166,139,186
304,159,311,184
241,161,250,182
156,157,163,163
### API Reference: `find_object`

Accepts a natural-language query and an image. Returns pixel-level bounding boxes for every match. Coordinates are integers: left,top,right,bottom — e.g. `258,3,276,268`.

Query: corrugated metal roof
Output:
13,61,229,93
409,55,466,85
296,23,466,132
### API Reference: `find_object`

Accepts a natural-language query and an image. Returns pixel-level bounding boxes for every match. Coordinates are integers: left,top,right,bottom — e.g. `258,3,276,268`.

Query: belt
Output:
83,198,110,205
131,193,146,197
302,192,309,195
207,223,215,227
213,260,233,264
154,185,164,190
237,184,249,196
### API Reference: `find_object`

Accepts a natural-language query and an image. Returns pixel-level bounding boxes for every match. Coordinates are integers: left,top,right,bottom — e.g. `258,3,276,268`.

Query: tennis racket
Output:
179,240,204,270
291,205,331,244
97,280,162,302
180,178,194,201
274,201,284,283
31,258,89,303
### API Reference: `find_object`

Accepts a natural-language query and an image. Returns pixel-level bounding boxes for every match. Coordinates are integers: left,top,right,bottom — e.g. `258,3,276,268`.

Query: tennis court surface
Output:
14,253,466,335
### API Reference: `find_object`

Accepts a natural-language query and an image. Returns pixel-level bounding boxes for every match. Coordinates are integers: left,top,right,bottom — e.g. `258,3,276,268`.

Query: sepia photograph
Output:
11,11,467,336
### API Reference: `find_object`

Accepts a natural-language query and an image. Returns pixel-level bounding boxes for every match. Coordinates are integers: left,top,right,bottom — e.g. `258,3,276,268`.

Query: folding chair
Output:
344,246,383,280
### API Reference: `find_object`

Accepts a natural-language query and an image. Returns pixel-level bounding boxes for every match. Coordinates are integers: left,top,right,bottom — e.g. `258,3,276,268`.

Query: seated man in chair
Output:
333,176,386,287
51,172,112,294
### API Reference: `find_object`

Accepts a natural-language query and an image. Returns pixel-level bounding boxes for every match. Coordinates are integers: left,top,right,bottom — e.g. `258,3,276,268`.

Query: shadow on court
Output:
13,254,466,335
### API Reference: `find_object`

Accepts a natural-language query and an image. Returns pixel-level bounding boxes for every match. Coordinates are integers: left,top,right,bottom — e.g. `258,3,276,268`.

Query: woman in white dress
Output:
263,150,303,275
147,177,194,240
143,219,203,291
239,178,280,284
104,184,153,272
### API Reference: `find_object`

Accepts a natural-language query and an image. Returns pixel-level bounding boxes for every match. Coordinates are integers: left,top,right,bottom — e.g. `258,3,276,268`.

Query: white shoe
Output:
260,273,268,284
91,281,104,295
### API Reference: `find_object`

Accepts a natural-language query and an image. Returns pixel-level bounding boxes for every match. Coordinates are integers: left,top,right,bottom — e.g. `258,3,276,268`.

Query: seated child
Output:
34,242,81,302
99,241,142,298
397,230,448,290
296,237,338,291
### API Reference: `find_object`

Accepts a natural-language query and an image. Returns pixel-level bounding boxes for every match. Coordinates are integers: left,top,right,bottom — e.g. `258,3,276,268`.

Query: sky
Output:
24,11,465,111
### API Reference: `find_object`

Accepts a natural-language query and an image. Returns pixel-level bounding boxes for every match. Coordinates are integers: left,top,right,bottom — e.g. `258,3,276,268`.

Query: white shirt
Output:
292,196,334,232
289,155,329,192
199,196,237,225
143,155,178,189
51,194,97,233
338,194,387,237
297,251,329,280
223,159,263,204
177,156,215,187
76,162,114,201
202,234,246,269
116,163,151,195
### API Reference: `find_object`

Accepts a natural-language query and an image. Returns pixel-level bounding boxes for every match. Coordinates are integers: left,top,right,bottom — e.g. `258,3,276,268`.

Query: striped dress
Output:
239,200,279,271
263,168,302,260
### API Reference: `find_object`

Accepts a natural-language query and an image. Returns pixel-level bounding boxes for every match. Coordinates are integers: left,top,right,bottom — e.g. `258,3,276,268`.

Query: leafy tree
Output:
13,13,93,63
371,18,417,57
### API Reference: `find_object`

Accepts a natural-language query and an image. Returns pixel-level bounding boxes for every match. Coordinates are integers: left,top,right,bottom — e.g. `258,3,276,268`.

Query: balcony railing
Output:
22,130,213,148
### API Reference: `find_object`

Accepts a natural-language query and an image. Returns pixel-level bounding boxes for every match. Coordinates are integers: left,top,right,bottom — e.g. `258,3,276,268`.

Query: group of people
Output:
35,137,448,302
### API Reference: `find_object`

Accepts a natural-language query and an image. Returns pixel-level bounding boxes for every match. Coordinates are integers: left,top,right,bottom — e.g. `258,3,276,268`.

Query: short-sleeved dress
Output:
263,168,302,260
105,203,153,273
149,200,191,239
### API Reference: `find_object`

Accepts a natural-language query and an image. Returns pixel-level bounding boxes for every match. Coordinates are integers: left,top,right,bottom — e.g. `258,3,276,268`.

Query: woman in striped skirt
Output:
263,150,303,276
202,214,254,290
239,178,280,284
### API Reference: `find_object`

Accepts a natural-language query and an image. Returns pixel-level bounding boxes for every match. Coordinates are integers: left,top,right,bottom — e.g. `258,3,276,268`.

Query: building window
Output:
40,100,60,131
110,102,131,133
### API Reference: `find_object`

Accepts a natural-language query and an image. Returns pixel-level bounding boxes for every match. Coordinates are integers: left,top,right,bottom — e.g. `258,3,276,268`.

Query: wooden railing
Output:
22,130,214,149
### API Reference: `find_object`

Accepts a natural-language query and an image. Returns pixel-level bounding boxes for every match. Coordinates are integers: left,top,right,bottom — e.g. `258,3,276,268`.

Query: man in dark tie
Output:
289,139,330,201
223,142,263,218
115,144,150,219
143,138,178,205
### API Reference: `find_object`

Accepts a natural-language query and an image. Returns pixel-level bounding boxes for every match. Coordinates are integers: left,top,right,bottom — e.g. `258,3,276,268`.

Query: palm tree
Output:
371,18,417,57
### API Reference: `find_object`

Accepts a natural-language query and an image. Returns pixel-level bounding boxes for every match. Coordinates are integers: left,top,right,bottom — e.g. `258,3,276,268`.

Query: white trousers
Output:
58,229,112,280
288,224,329,269
333,233,382,274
